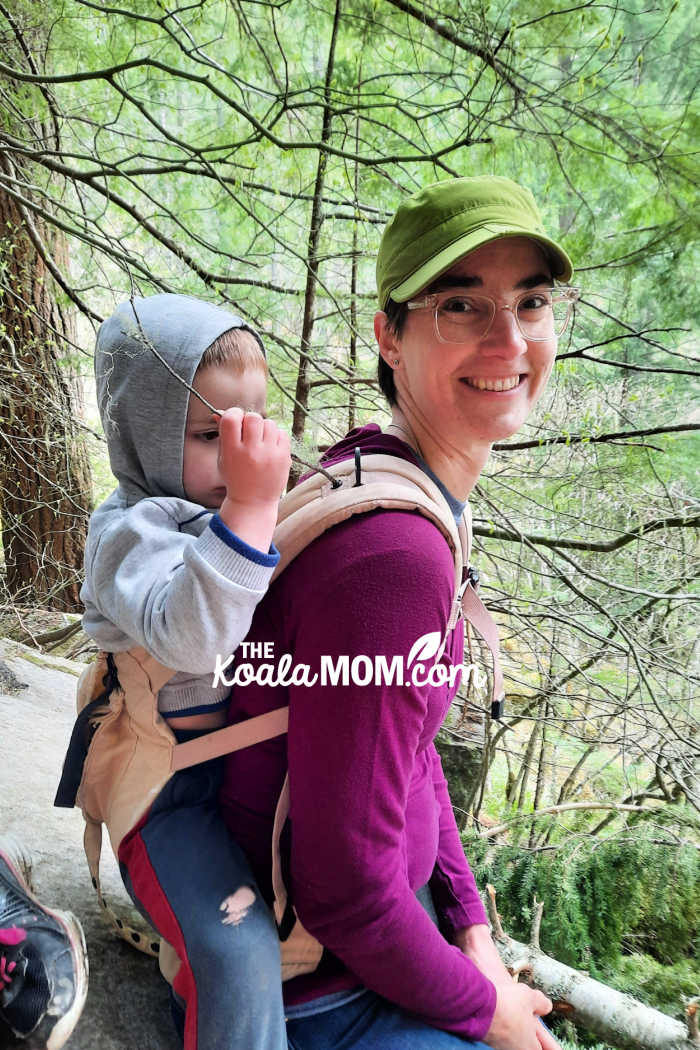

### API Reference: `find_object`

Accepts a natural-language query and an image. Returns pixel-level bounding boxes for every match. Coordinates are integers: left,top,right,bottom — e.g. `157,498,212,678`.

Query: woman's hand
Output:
453,923,513,989
485,982,559,1050
455,924,562,1050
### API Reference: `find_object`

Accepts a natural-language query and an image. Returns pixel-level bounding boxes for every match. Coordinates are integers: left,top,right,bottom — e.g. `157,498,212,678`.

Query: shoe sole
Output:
0,837,89,1050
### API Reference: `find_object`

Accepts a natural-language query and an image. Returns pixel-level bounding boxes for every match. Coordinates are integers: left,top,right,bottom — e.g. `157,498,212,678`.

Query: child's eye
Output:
198,430,219,442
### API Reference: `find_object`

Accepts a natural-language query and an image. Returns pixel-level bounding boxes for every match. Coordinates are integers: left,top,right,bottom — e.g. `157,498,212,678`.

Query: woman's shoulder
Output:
283,507,456,596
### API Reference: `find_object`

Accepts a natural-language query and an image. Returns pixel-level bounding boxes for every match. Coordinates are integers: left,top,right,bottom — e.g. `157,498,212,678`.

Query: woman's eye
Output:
198,430,219,442
442,296,478,314
520,293,551,311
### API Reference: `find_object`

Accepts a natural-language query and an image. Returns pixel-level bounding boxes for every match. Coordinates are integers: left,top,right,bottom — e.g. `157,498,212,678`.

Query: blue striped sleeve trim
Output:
178,509,210,530
209,514,280,567
163,699,230,718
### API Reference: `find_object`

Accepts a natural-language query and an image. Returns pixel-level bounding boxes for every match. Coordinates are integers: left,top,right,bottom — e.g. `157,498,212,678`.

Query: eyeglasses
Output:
406,286,580,343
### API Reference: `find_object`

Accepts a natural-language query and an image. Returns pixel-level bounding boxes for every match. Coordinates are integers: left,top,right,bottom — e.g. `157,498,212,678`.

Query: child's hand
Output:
218,409,291,502
217,408,291,552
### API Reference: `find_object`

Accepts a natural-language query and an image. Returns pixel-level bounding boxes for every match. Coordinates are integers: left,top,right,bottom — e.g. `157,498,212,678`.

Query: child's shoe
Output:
0,838,88,1048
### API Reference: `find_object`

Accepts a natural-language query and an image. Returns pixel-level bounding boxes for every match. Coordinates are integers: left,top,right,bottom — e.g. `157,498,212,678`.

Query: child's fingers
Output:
262,418,279,443
257,417,290,449
276,427,291,450
218,407,245,444
240,411,264,443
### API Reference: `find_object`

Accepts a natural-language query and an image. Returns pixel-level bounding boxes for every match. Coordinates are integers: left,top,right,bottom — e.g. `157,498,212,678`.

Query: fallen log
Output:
486,885,700,1050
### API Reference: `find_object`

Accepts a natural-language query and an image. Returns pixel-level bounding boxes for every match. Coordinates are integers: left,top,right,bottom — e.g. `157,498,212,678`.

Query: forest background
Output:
0,1,698,1047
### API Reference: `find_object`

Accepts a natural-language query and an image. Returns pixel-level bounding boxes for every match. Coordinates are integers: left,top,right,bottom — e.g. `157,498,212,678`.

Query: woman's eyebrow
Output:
515,272,553,289
428,274,482,292
430,271,553,293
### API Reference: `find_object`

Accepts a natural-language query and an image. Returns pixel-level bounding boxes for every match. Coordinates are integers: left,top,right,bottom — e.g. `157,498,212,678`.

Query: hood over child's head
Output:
95,293,265,505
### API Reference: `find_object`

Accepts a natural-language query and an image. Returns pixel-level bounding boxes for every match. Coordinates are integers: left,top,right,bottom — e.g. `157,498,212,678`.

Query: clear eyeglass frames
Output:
405,286,581,343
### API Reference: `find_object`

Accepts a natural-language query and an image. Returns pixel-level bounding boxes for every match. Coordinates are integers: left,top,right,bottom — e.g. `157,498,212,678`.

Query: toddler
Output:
78,293,290,1049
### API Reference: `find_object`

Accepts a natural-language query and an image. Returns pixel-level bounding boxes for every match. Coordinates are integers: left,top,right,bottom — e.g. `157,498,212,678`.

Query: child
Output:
78,293,290,1049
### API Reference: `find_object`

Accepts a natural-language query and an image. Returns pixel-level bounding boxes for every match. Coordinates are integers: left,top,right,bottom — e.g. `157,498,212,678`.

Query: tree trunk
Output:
514,715,540,810
290,0,342,461
436,734,484,828
529,704,548,848
496,932,698,1050
487,888,700,1050
0,158,91,612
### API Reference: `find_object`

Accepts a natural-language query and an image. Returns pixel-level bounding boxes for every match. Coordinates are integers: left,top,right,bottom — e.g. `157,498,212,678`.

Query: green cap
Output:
376,175,573,309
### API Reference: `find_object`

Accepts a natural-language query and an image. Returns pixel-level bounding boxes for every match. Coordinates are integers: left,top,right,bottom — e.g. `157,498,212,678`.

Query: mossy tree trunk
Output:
0,159,91,612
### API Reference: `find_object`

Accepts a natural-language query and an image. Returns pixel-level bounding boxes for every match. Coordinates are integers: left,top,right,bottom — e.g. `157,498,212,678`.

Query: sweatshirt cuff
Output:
209,514,280,566
192,516,278,591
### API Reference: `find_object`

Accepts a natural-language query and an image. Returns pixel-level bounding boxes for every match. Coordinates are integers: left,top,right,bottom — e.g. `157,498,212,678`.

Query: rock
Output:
0,643,178,1049
0,659,27,695
0,641,28,695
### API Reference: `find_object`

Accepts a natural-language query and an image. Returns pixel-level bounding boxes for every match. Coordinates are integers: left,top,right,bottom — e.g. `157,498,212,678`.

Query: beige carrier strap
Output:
457,516,505,711
271,775,291,925
273,453,465,631
83,816,161,958
170,707,289,772
270,774,324,979
461,583,504,710
275,454,462,561
272,451,504,705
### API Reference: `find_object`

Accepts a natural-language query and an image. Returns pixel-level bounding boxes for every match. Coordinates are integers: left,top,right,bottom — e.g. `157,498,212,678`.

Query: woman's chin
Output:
454,410,530,447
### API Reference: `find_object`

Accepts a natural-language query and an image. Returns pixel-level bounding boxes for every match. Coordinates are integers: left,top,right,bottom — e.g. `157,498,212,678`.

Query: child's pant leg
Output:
118,760,287,1050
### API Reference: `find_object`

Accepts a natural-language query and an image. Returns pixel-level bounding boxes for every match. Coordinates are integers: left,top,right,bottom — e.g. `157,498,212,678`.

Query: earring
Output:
393,358,400,366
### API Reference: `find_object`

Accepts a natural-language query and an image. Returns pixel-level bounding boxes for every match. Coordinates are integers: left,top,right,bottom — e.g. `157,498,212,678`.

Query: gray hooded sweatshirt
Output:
80,293,278,717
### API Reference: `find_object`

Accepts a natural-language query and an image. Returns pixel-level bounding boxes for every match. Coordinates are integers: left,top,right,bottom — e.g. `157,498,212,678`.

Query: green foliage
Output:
467,834,700,974
552,1016,612,1050
606,953,700,1020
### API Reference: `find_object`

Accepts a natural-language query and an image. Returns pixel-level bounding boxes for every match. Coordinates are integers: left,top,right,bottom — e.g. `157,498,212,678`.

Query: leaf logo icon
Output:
407,631,442,668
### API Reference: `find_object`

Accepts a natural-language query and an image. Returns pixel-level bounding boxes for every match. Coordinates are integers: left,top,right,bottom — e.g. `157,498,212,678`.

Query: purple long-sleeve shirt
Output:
219,426,497,1040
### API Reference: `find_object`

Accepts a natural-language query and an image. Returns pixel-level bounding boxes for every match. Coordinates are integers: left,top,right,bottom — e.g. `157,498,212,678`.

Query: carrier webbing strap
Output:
461,583,505,715
269,773,325,977
274,456,462,565
169,706,289,772
273,454,464,631
271,774,291,926
83,818,161,958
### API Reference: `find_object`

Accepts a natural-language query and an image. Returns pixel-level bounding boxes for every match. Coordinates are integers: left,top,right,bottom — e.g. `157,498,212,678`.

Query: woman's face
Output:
378,237,558,449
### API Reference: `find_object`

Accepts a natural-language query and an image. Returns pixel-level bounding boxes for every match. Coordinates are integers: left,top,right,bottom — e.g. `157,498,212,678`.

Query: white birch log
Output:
487,887,699,1050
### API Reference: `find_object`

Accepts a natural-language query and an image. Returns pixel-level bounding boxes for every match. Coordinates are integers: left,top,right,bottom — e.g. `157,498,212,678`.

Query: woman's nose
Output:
479,305,528,355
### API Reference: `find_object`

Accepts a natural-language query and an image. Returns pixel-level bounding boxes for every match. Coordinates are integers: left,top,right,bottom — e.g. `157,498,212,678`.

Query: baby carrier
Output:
55,451,505,982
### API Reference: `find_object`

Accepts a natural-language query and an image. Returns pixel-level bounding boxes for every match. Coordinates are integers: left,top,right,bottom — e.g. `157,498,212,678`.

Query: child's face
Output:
182,361,267,507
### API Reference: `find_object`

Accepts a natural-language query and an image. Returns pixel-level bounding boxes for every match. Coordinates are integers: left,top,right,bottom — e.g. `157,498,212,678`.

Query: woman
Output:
220,175,578,1049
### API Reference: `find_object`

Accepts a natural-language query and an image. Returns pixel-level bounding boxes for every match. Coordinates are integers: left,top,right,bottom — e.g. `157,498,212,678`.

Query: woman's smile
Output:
460,374,524,392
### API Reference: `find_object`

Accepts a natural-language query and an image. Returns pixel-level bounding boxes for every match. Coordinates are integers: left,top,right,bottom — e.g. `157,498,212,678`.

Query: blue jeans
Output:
118,751,286,1050
286,990,494,1049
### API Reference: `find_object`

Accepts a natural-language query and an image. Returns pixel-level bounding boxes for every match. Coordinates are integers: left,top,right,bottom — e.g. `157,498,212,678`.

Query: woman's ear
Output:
374,311,399,367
